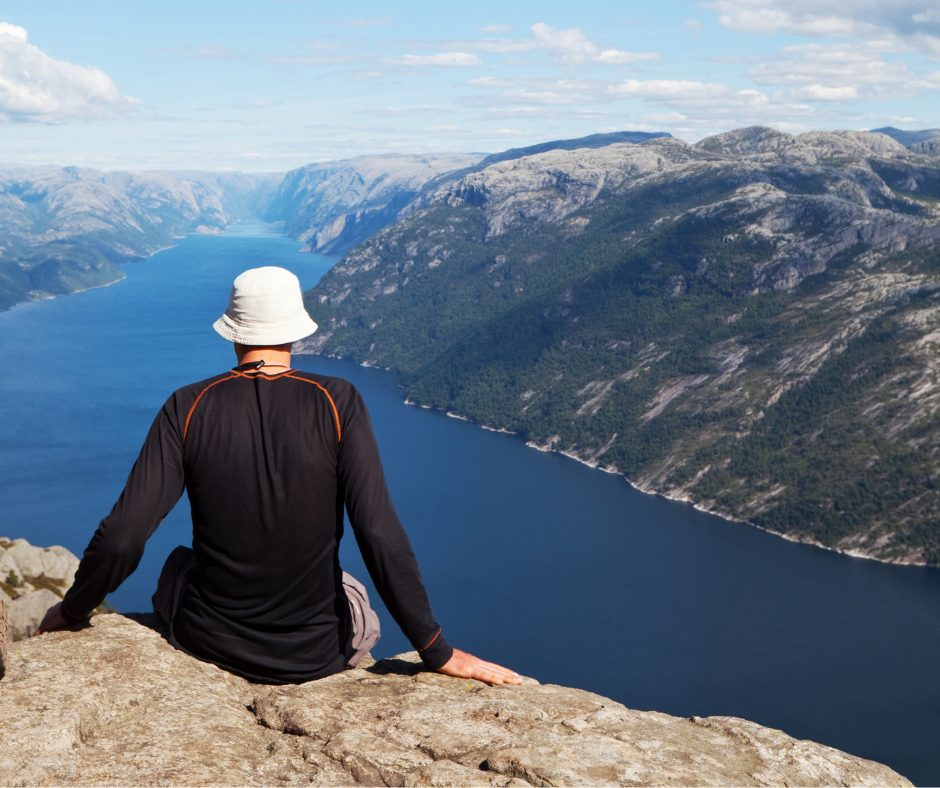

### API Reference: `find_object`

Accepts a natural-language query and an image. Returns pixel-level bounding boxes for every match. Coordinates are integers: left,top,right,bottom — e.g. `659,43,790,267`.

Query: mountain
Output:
298,126,940,566
262,154,483,256
473,130,672,168
399,131,674,222
152,170,284,220
871,127,940,148
0,140,670,313
0,166,274,311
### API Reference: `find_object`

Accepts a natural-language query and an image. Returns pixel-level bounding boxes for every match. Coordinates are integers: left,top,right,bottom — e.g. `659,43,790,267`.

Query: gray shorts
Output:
152,545,380,670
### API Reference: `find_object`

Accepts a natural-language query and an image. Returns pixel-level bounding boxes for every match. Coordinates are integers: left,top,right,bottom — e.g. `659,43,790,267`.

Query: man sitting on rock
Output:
35,267,520,687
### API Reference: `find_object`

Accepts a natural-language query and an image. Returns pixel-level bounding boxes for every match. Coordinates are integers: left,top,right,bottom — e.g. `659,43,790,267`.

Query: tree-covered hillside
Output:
299,127,940,565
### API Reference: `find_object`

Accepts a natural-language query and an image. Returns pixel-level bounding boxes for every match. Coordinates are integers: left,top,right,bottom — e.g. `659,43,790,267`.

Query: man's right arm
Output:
58,402,186,625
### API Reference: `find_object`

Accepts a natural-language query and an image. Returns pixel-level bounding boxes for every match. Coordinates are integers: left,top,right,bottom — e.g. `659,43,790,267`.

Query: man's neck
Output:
234,344,293,372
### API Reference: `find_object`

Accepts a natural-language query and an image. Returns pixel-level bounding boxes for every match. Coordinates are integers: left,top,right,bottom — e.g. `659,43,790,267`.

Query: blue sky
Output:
1,0,939,171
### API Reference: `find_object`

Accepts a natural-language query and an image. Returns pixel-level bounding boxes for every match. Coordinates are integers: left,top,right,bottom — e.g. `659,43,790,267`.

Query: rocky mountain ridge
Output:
297,127,940,565
262,154,483,256
261,134,674,260
0,612,911,786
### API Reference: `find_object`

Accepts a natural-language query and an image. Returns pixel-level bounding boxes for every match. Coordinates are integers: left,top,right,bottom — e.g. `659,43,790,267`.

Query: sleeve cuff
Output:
60,599,88,625
417,629,454,671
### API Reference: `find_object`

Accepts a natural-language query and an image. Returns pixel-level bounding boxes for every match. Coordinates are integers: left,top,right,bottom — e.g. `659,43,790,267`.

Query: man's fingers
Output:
438,649,523,685
477,666,523,685
32,602,67,637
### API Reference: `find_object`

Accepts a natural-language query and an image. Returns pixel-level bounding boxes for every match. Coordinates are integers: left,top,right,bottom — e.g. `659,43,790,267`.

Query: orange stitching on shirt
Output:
418,629,441,652
285,373,342,442
183,375,238,443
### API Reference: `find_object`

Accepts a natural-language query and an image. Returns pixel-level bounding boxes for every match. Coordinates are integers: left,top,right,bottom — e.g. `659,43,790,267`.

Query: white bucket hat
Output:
213,267,318,346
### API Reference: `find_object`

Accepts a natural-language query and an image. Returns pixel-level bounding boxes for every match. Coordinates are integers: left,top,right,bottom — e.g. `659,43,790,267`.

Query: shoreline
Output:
377,369,933,569
12,271,127,313
1,241,179,317
524,433,930,568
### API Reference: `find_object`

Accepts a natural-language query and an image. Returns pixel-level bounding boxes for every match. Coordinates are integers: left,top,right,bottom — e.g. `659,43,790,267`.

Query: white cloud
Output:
0,23,137,123
608,79,732,99
460,78,606,107
685,19,704,36
393,52,483,67
427,24,659,64
744,43,940,99
604,76,826,127
700,0,940,57
530,23,660,64
777,84,858,100
908,70,940,89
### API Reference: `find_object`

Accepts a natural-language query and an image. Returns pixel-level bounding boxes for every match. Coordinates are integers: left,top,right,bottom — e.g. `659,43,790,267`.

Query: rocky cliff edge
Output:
0,613,911,787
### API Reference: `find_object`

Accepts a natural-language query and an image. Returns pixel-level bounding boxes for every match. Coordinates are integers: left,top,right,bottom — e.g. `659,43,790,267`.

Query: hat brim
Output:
213,310,318,346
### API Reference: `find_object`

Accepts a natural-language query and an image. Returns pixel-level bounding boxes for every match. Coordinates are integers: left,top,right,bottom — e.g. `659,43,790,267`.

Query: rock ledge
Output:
0,614,911,787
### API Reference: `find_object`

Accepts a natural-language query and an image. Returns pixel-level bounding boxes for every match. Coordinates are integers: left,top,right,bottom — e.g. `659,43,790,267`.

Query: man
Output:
36,267,520,687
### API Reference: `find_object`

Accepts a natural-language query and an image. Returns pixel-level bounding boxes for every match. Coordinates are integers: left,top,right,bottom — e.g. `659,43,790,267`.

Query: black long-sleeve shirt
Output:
61,367,452,683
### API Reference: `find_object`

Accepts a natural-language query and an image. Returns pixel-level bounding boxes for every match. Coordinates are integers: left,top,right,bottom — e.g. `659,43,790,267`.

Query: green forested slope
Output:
300,128,940,564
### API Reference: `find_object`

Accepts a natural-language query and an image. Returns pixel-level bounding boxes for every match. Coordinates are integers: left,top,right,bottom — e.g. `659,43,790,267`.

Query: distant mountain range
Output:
297,126,940,566
0,166,278,311
872,126,940,149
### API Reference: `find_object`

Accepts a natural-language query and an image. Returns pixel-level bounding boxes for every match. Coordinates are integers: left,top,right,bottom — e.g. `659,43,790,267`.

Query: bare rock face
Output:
0,614,911,787
0,537,80,640
263,154,483,255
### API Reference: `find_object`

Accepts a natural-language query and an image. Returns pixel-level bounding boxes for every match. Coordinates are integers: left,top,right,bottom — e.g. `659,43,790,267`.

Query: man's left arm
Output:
335,384,521,685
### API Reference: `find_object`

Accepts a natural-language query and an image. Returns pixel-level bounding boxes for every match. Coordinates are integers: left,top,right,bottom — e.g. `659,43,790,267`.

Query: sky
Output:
1,0,939,172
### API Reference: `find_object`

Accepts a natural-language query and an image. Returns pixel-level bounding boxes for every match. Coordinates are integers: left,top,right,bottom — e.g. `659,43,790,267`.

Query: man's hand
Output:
32,602,68,637
437,648,522,685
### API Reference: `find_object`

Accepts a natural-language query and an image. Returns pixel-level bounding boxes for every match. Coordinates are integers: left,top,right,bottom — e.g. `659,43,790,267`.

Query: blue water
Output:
1,222,938,785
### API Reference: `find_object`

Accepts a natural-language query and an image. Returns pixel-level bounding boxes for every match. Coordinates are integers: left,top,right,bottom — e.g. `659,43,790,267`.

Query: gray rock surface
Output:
6,589,60,642
263,154,482,255
0,536,80,640
0,613,912,787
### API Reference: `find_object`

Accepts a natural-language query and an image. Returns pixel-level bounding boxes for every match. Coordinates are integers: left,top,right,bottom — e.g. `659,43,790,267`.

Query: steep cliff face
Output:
0,614,911,787
263,155,482,256
298,127,940,565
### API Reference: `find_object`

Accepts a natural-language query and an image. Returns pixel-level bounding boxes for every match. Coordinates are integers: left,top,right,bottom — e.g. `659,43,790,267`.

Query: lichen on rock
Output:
0,613,912,787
